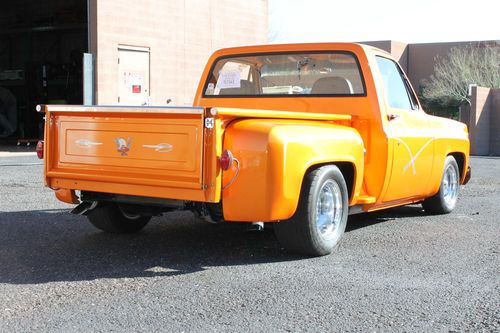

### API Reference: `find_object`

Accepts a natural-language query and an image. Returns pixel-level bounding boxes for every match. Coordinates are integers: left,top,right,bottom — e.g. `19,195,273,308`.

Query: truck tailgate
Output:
43,105,207,200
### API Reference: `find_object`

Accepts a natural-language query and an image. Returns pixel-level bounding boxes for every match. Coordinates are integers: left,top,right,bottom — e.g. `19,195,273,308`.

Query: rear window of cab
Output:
203,51,366,97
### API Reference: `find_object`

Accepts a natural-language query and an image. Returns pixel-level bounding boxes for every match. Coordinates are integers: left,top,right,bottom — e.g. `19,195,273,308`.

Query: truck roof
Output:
208,42,391,58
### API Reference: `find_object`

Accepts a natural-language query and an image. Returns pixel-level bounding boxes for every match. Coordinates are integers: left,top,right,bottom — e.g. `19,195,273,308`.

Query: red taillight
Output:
36,140,44,159
220,149,233,170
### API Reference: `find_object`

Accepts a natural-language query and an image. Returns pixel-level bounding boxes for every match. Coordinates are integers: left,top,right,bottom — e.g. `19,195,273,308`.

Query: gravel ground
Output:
0,155,498,332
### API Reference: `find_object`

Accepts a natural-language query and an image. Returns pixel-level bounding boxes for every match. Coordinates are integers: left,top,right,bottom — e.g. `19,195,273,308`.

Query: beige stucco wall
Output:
407,41,500,94
89,0,268,106
364,40,499,96
360,40,408,73
407,41,471,93
390,41,409,73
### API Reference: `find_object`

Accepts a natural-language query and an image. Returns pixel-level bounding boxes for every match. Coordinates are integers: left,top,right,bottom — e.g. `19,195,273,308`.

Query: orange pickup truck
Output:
38,43,471,256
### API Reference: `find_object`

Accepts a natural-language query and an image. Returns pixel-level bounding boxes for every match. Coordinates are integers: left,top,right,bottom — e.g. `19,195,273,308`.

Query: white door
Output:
118,45,150,105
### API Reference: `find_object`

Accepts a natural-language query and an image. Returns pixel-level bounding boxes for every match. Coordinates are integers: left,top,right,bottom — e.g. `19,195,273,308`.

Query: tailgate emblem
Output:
75,139,102,147
114,137,132,156
142,143,173,152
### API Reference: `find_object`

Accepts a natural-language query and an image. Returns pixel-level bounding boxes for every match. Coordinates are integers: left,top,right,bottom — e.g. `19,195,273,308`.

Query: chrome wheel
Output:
442,163,459,207
422,156,460,215
315,179,343,241
273,165,348,256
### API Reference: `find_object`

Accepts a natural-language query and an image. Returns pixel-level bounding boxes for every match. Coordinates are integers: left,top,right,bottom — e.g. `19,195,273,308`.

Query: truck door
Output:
375,56,434,202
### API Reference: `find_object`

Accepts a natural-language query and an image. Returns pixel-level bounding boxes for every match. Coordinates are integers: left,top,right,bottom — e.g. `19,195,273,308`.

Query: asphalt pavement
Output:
0,154,498,332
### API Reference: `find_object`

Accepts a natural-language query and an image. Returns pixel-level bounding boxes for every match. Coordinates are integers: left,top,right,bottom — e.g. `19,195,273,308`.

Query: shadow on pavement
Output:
346,205,425,232
0,205,427,285
0,209,298,284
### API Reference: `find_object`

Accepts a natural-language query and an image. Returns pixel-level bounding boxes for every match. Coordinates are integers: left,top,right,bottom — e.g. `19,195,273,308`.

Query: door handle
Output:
387,113,400,121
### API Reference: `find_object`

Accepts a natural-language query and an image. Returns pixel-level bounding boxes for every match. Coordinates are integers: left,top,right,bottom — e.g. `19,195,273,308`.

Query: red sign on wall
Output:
132,85,141,93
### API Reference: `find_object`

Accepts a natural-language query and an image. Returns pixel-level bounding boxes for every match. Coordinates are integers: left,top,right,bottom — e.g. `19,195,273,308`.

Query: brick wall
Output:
490,89,500,155
89,0,268,106
469,86,491,155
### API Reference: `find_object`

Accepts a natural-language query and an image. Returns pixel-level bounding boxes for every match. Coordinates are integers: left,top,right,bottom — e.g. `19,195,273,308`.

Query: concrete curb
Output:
0,152,37,157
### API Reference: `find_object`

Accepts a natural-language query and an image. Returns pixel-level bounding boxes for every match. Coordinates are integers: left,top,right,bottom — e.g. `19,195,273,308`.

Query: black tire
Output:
422,156,460,214
87,203,151,233
274,165,349,256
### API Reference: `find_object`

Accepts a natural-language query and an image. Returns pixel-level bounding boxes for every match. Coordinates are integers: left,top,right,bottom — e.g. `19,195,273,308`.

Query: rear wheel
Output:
274,165,349,256
87,203,151,233
422,156,460,214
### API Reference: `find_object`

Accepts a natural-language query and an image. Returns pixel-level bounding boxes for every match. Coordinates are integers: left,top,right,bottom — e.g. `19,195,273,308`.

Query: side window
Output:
376,56,415,110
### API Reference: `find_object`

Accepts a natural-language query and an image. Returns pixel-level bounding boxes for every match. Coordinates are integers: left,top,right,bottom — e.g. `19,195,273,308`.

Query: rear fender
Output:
221,119,364,221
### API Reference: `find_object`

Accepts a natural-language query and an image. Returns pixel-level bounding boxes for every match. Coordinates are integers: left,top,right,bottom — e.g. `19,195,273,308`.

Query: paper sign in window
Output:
216,71,241,89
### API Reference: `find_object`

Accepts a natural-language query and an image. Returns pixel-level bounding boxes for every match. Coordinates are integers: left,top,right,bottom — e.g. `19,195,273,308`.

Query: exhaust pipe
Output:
71,201,98,215
247,222,264,232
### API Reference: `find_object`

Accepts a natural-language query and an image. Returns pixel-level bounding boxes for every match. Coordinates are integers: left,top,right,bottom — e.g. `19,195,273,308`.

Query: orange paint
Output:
54,189,79,204
40,43,470,221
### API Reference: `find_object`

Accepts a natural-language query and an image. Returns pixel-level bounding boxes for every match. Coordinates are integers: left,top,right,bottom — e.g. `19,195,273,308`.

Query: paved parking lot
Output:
0,155,499,332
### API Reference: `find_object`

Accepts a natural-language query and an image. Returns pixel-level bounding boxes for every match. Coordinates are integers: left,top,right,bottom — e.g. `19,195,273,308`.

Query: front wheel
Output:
274,165,349,256
422,156,460,214
87,203,151,233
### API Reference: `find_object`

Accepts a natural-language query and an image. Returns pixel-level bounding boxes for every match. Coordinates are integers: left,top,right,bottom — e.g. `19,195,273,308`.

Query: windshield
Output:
203,51,365,97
